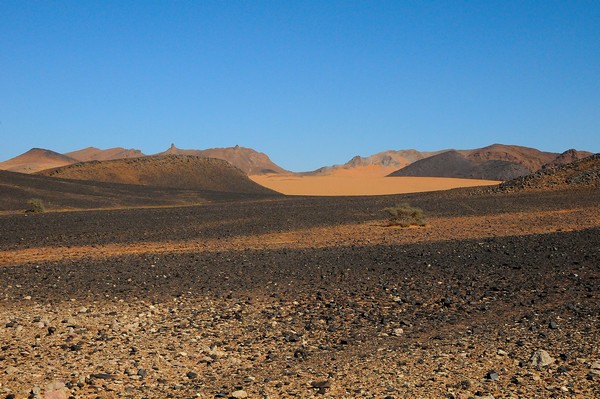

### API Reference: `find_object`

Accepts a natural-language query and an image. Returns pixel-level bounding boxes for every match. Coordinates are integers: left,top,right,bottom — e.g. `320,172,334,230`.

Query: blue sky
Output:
1,1,599,171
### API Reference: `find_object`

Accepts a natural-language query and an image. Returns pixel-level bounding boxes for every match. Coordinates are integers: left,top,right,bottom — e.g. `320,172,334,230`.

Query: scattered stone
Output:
230,390,248,398
311,381,331,389
485,371,499,381
89,373,115,380
186,371,197,379
137,368,147,378
392,328,404,336
44,381,67,399
285,333,300,342
293,349,306,359
530,349,555,368
548,321,558,329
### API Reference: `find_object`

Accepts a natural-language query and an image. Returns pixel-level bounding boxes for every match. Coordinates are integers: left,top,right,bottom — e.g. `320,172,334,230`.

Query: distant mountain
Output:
306,149,446,176
0,148,78,173
388,150,529,180
458,144,558,172
159,144,287,175
388,144,565,181
37,155,278,194
65,146,145,162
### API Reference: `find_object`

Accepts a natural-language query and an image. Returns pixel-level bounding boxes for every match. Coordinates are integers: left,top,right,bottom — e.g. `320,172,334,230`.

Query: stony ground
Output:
1,188,599,399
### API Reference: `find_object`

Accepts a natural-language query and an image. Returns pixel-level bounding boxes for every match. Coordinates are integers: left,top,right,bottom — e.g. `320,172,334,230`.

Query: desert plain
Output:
1,173,599,399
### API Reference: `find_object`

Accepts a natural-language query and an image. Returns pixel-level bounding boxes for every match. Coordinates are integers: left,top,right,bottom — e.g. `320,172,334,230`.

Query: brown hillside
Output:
160,144,287,175
37,155,278,194
0,148,78,173
496,153,600,192
65,146,145,161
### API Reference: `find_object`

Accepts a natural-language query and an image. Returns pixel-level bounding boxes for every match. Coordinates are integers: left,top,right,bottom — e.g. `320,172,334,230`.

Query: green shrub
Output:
25,198,46,213
384,203,426,227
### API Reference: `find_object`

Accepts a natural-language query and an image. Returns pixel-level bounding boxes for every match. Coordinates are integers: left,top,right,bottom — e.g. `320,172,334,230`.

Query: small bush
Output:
25,198,46,213
384,203,426,227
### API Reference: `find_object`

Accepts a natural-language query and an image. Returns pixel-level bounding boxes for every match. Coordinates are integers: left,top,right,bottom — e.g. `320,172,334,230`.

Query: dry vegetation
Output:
383,203,426,227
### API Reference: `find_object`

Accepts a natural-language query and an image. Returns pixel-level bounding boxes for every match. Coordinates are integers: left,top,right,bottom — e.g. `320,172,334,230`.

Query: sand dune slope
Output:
251,173,500,196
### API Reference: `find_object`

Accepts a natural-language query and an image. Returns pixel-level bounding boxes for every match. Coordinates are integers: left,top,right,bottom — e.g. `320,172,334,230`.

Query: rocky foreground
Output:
0,188,599,399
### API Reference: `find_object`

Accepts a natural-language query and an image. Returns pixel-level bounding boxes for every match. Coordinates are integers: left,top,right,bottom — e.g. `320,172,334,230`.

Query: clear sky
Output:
1,1,599,171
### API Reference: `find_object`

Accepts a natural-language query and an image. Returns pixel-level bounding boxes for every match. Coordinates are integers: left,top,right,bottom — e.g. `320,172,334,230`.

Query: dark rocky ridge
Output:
497,153,600,192
36,155,278,194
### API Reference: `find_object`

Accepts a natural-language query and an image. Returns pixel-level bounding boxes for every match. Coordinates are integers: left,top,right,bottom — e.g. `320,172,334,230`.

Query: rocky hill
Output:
542,149,593,168
496,153,600,192
37,155,278,194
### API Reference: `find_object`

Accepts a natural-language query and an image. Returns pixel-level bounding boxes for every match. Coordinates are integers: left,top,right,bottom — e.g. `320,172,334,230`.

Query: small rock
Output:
186,371,197,379
497,349,508,356
530,349,555,368
548,321,558,329
89,373,115,380
591,361,600,370
285,333,300,342
44,381,67,399
230,390,248,398
137,368,147,378
485,370,499,381
5,366,16,375
392,328,404,336
311,381,331,389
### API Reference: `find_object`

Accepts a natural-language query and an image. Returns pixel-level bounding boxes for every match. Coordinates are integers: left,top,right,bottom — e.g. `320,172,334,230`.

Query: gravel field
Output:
1,187,599,399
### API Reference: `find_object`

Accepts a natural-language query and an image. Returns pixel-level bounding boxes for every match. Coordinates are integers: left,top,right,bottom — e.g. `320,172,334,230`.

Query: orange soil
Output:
250,173,501,196
3,206,597,267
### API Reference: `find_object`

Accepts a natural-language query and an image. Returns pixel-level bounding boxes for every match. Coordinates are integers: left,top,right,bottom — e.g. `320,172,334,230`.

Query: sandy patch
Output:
250,174,501,196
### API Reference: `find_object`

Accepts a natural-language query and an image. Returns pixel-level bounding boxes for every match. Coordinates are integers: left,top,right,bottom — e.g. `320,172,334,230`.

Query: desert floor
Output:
1,187,599,399
250,174,501,196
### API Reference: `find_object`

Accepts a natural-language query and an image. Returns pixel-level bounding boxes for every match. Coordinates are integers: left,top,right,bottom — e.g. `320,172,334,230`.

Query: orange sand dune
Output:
250,173,501,196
